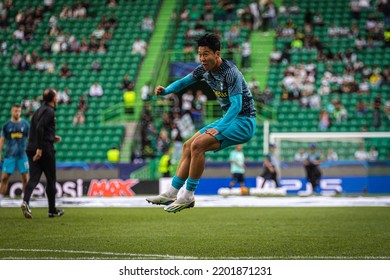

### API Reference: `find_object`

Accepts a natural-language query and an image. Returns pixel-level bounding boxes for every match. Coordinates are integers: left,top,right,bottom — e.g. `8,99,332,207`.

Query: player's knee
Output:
182,140,192,154
190,141,205,154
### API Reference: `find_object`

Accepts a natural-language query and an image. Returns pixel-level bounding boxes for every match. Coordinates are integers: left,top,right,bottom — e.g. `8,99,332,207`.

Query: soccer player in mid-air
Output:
0,104,30,206
146,33,256,213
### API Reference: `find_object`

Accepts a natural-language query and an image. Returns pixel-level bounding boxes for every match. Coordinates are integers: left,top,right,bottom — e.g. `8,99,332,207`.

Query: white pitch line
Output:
0,248,197,260
0,249,388,260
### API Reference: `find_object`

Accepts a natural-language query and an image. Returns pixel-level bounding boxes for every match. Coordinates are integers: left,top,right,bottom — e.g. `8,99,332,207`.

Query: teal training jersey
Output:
191,58,256,117
230,149,245,174
1,120,29,158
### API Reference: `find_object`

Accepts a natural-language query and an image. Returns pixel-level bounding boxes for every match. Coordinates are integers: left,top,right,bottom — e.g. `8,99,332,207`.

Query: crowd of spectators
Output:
270,0,390,136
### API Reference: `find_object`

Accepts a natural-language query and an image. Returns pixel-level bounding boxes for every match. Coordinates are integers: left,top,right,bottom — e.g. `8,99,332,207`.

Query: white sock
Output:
165,186,179,197
182,189,194,201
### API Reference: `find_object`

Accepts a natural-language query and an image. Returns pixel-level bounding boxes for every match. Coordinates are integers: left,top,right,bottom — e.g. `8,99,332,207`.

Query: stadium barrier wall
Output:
2,161,389,197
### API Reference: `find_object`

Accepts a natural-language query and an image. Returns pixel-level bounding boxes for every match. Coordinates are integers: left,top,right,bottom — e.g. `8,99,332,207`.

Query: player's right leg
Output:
0,173,11,206
146,133,201,206
0,158,15,206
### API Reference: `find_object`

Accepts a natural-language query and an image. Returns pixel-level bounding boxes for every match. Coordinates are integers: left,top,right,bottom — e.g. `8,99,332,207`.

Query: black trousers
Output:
260,168,279,188
305,165,321,191
23,150,57,213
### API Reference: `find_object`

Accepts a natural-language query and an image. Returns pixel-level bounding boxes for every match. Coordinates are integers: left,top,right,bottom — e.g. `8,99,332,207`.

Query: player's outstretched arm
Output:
155,74,196,96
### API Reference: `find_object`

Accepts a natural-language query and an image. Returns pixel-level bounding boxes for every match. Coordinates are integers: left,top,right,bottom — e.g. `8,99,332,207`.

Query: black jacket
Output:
26,103,56,152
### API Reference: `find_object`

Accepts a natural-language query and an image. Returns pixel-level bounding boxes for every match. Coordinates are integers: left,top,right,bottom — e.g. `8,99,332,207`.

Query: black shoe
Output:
48,209,64,218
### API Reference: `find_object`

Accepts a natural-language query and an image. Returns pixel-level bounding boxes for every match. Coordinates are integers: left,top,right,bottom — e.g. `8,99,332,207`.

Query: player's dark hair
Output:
196,33,221,52
12,103,21,108
42,88,56,103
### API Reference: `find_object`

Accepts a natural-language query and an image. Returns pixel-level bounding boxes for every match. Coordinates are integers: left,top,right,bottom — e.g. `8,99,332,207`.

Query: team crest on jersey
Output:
213,90,228,98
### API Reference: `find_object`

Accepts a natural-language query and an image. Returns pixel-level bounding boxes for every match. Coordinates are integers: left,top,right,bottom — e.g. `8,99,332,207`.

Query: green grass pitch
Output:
1,207,389,259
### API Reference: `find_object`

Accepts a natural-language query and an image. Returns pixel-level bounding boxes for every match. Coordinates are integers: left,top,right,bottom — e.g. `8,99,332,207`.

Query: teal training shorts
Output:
2,157,29,174
199,116,256,150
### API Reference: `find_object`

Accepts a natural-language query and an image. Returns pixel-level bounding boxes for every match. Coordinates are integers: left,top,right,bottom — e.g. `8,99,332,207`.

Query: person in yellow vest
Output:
159,150,171,177
107,146,120,163
123,90,136,114
384,29,390,48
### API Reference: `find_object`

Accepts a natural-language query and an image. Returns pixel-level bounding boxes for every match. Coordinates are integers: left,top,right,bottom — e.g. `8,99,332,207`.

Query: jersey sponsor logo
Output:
213,90,228,98
87,179,139,197
10,132,24,139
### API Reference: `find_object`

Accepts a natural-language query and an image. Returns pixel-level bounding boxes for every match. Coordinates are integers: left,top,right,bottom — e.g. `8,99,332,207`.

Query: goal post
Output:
269,132,390,163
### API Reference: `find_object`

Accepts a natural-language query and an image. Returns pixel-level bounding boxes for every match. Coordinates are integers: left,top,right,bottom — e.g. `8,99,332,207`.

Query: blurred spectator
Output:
77,95,88,111
0,40,6,55
240,37,251,71
248,76,260,91
333,102,348,123
80,38,89,52
72,110,85,125
21,95,31,110
123,90,136,114
354,145,368,160
192,90,207,129
327,148,338,161
107,147,120,163
262,1,277,32
44,0,53,12
89,82,104,97
96,40,107,54
171,123,183,164
270,48,282,64
42,38,51,53
385,97,390,127
141,14,154,32
318,109,331,131
18,53,30,72
372,95,383,128
59,62,72,78
289,1,300,14
120,74,134,91
10,50,22,67
46,59,55,74
294,148,308,162
156,129,170,154
355,99,368,116
313,13,325,26
91,24,105,40
57,87,71,104
141,81,152,102
131,37,147,56
224,25,240,42
13,26,24,41
131,146,144,164
350,0,361,20
240,7,254,30
367,146,378,161
107,0,118,8
181,90,194,116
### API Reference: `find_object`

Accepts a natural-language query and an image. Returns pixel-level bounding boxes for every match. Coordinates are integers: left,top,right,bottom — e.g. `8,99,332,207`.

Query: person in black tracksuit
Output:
259,143,280,188
21,88,64,218
304,143,322,194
